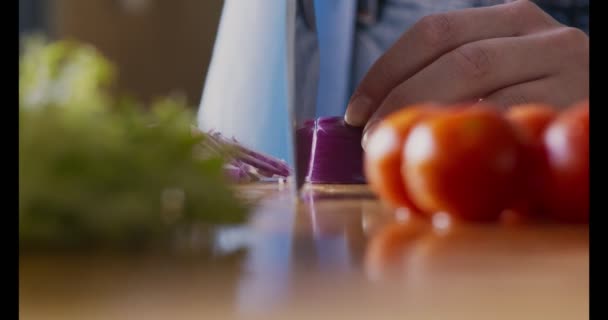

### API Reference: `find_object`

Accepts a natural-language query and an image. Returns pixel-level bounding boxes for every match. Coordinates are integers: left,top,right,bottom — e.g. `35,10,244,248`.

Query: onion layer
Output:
299,117,366,184
193,128,291,183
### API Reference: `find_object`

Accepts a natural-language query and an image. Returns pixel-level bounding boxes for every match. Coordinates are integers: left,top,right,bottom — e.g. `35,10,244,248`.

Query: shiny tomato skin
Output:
504,104,558,219
541,100,589,223
364,104,441,211
506,104,558,141
402,105,524,222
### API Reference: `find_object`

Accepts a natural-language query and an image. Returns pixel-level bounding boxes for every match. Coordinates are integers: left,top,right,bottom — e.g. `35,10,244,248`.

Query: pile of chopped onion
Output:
193,128,291,183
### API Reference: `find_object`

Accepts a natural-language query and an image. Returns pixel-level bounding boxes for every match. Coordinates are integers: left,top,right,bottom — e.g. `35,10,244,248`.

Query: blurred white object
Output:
197,0,291,163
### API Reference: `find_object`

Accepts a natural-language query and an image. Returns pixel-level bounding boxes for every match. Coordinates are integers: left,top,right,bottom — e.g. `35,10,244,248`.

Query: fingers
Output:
364,28,581,134
345,0,559,127
479,73,589,110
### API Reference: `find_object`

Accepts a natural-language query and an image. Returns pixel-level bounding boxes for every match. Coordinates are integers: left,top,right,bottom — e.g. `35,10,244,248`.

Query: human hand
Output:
344,0,589,147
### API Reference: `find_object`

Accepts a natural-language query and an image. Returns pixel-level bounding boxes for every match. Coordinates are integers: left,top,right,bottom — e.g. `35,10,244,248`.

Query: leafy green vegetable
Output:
19,37,248,250
19,36,114,113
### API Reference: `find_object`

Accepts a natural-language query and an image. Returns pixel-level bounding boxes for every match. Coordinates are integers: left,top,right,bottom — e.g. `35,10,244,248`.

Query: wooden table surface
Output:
19,183,589,320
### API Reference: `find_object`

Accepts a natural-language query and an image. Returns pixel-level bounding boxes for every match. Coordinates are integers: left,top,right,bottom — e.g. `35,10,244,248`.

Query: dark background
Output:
19,0,225,107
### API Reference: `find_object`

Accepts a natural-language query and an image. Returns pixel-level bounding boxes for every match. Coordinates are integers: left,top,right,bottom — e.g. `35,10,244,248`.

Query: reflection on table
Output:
20,184,589,320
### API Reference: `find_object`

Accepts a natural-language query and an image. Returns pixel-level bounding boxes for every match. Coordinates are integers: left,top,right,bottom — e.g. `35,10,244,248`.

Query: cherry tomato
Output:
506,104,558,141
541,100,589,223
402,106,524,221
500,208,535,226
504,104,558,219
364,104,441,211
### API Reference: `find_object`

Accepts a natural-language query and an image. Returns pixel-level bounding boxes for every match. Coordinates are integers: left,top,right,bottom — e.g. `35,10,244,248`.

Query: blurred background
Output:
19,0,224,107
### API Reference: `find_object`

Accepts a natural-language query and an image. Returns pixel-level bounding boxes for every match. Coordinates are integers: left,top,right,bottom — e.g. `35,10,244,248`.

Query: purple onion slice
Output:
224,163,253,183
195,117,365,185
300,116,366,184
206,131,291,178
192,127,291,183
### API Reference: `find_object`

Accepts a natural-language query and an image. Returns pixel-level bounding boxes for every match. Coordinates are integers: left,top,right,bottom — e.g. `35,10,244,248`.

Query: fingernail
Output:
361,120,380,151
345,95,374,126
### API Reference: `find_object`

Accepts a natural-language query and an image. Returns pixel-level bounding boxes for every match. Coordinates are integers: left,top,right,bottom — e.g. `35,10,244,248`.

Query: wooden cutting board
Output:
19,183,589,320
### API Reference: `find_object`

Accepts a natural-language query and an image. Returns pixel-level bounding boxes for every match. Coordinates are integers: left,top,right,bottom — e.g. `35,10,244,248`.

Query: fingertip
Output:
362,119,380,151
345,94,374,127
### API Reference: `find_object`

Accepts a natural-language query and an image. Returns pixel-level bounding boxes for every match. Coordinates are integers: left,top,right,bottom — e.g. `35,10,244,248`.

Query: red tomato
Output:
541,100,589,223
505,104,558,219
364,104,441,211
500,208,534,226
402,105,524,221
506,104,558,141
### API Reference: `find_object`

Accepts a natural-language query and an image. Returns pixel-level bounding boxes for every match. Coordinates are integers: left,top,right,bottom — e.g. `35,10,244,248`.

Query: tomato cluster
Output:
364,100,589,224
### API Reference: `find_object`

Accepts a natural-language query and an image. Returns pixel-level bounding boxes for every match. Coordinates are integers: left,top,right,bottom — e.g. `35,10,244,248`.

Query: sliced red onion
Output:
196,118,364,185
300,117,366,184
192,127,291,183
224,163,253,183
206,131,291,178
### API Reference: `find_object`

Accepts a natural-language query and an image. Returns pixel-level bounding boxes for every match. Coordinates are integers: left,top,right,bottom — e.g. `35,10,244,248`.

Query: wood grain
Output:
19,183,589,320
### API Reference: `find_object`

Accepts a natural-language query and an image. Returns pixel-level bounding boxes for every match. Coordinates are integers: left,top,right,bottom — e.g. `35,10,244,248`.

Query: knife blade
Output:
286,0,319,195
